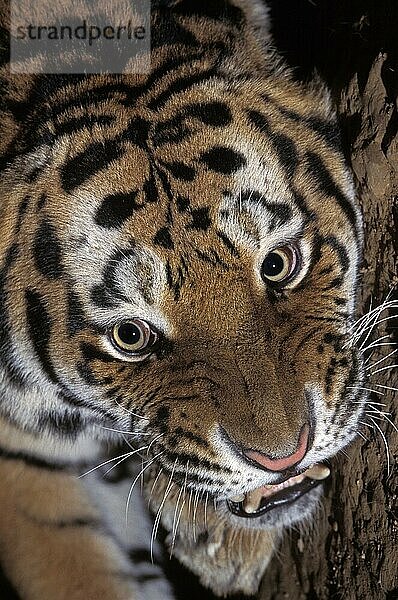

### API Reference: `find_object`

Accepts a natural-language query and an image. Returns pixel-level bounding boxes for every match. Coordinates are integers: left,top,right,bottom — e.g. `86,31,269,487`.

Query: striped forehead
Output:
63,200,167,327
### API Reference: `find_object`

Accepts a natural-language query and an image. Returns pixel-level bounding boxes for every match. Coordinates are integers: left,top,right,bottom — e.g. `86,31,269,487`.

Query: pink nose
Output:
244,423,310,472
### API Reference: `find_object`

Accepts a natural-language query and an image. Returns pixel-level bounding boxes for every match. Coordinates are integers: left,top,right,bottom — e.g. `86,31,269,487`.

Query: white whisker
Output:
171,461,189,553
375,383,398,392
356,430,370,442
151,459,177,561
146,432,164,456
78,446,148,478
113,397,149,421
368,417,391,476
366,409,398,434
125,452,163,525
192,488,200,543
103,452,134,477
347,385,385,396
171,479,185,541
366,348,398,371
98,425,150,436
148,468,164,507
203,492,209,528
362,337,394,351
369,363,398,376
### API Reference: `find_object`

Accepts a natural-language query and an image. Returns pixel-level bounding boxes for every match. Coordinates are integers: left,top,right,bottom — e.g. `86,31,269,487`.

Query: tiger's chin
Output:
146,466,328,596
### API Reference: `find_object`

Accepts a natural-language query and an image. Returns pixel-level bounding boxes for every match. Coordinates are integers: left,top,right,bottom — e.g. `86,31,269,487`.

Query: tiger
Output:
0,0,366,598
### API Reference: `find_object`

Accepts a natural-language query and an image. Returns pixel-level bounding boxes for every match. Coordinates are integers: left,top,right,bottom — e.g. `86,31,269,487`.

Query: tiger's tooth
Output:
230,494,245,503
243,488,263,513
305,464,330,480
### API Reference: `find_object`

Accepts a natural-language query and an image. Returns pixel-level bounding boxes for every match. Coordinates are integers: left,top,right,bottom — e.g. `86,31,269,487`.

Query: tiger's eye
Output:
261,245,299,286
111,319,156,354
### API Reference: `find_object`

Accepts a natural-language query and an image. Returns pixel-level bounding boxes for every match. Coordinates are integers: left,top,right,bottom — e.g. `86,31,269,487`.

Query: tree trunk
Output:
258,3,398,599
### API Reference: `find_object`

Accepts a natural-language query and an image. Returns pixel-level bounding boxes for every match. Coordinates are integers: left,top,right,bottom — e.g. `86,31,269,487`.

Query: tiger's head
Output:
0,0,365,595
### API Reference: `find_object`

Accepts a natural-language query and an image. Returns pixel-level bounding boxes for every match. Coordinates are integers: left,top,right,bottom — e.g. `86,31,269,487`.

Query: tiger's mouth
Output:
227,464,330,518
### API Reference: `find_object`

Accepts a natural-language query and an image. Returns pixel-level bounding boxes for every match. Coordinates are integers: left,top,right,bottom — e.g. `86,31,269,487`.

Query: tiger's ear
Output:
305,70,337,120
238,0,272,40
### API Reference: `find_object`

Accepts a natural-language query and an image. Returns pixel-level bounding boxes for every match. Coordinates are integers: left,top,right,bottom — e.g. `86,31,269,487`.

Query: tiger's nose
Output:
244,423,310,472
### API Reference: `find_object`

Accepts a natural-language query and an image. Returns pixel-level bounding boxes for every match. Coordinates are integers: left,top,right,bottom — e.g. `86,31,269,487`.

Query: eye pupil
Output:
260,245,300,286
111,319,157,355
262,252,285,277
117,322,141,345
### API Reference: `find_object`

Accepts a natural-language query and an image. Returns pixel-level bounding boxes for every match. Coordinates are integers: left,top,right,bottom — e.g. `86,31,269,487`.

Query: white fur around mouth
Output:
229,463,330,515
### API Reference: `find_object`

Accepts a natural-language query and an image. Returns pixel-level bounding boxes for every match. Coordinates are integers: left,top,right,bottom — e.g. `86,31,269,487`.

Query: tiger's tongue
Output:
240,464,330,514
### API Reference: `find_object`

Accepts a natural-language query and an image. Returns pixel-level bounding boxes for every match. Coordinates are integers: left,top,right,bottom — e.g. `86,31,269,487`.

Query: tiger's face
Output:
1,73,364,533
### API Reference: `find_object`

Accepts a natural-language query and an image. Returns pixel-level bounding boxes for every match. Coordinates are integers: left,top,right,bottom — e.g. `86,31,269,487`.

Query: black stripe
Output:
171,427,210,449
135,574,164,584
194,248,230,270
152,101,232,147
216,231,239,257
50,518,100,528
143,167,159,204
323,276,344,290
292,191,315,223
152,117,191,147
61,139,124,193
90,283,117,308
321,235,350,273
165,260,187,301
248,110,298,177
25,288,57,384
59,390,118,421
37,409,87,437
54,114,115,138
292,327,319,360
162,161,196,181
161,449,230,474
49,83,140,124
0,244,27,388
0,444,67,470
148,70,218,111
274,102,342,151
154,227,174,249
271,131,298,179
151,8,199,49
95,191,142,228
76,361,101,386
80,342,115,364
16,195,30,232
305,152,358,235
184,101,232,126
90,248,137,307
123,117,150,148
37,193,48,210
33,219,64,279
158,461,226,487
39,54,205,129
169,0,244,25
247,109,269,132
304,314,344,323
66,290,87,336
187,207,212,231
129,549,155,564
200,146,246,174
240,190,293,230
